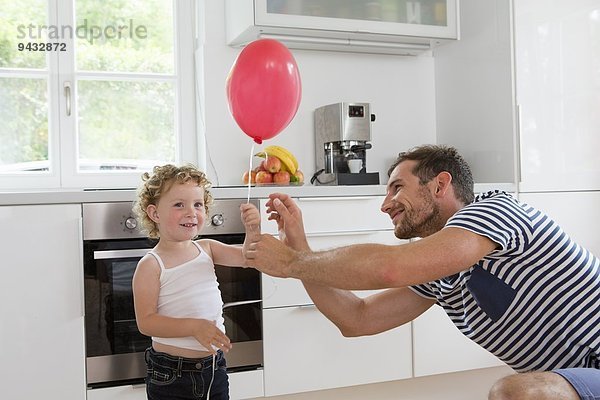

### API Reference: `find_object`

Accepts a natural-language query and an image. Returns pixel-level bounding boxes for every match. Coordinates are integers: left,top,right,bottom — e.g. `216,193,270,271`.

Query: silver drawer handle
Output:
93,249,151,260
306,230,386,238
297,196,378,202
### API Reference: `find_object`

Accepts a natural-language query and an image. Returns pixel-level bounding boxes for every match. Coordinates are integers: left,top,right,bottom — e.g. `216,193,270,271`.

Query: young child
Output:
132,164,260,400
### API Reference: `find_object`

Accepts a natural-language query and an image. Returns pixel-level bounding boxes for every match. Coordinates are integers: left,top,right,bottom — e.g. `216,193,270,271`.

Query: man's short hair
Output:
388,144,474,205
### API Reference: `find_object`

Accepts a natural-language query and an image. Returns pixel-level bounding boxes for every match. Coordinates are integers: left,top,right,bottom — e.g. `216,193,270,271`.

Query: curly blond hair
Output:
133,164,213,238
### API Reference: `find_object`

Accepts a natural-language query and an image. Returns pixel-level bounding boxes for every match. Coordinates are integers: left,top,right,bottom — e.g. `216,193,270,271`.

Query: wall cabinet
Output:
226,0,458,55
514,0,600,192
259,196,412,396
0,204,86,400
436,0,600,193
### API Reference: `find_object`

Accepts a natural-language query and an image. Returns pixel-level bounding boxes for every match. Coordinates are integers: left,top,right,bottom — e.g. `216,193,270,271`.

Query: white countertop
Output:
0,183,515,206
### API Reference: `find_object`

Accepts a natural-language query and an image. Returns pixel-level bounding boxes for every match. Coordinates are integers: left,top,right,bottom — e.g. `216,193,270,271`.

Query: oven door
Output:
84,239,154,386
83,238,263,388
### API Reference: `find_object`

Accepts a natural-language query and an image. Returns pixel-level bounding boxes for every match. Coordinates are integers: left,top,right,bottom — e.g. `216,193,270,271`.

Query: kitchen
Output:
1,0,600,399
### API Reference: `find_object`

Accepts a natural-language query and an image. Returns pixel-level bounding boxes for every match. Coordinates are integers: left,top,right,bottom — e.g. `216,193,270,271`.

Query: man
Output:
244,145,600,400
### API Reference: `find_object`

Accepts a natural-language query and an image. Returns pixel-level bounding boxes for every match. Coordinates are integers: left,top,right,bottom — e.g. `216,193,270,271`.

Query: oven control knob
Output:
211,214,224,226
124,217,138,230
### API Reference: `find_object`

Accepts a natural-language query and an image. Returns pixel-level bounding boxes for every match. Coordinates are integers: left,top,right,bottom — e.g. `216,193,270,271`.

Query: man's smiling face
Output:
381,160,443,239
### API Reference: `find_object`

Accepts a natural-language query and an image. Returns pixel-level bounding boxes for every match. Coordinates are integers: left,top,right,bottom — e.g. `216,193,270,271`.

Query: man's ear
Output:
146,204,159,222
434,171,452,197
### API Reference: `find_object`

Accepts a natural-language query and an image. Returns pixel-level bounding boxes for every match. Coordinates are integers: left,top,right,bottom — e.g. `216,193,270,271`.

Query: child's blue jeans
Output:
145,347,229,399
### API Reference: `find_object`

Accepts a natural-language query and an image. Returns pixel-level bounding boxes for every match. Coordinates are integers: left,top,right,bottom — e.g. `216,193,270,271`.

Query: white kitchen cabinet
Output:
436,0,600,193
514,0,600,192
412,305,506,377
263,307,412,396
0,204,86,400
228,370,265,400
258,196,411,396
226,0,458,55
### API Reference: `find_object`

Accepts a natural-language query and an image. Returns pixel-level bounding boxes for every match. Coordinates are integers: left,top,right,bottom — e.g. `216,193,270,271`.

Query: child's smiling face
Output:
150,180,207,241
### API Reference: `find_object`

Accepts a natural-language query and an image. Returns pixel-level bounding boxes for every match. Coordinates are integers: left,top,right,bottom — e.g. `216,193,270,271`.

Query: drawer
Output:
299,196,391,233
260,196,391,235
262,230,404,308
262,306,412,396
87,384,146,400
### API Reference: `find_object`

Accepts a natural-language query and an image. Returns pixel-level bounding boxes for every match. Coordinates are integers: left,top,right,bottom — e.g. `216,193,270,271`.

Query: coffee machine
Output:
312,102,379,185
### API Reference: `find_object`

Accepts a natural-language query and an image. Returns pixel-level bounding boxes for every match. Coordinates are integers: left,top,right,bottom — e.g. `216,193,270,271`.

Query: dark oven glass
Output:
84,238,155,358
83,235,262,387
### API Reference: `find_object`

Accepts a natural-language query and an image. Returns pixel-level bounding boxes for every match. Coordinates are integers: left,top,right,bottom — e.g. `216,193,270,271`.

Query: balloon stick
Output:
247,142,254,204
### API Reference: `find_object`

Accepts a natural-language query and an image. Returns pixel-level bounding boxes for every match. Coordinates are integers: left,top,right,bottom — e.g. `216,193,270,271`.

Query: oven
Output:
82,200,263,388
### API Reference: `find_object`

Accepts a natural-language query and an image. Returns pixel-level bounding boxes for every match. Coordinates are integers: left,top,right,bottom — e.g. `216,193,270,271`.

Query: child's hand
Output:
191,319,232,353
241,203,260,262
240,203,261,231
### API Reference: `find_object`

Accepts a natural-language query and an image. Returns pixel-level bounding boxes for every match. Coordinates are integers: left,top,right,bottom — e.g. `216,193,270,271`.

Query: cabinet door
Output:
256,0,458,39
412,306,505,377
0,204,85,400
229,370,264,400
515,0,600,191
262,306,412,396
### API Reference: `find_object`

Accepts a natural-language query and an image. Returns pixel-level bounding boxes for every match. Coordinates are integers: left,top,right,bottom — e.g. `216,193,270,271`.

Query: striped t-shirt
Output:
410,191,600,372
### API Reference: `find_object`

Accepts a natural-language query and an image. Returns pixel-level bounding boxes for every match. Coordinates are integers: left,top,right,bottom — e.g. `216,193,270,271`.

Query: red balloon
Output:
226,39,302,144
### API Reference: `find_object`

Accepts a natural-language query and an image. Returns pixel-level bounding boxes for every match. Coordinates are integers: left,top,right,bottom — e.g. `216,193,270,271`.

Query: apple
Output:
264,156,282,173
242,170,256,184
255,170,273,184
273,171,290,185
294,169,304,183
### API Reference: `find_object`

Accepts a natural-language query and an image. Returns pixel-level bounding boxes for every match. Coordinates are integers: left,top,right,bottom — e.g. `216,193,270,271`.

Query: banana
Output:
265,145,299,172
255,145,298,174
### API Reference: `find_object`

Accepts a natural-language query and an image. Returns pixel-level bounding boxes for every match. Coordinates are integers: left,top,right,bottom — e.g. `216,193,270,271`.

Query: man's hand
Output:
244,233,298,278
265,193,310,251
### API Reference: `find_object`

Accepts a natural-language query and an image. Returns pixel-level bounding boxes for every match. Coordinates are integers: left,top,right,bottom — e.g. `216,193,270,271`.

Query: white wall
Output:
199,1,437,186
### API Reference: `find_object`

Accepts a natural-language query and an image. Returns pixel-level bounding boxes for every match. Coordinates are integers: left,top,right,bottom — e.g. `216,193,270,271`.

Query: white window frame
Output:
0,0,196,190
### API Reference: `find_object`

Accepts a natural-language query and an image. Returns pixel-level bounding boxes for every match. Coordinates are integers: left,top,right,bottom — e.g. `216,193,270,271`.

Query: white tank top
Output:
149,241,225,352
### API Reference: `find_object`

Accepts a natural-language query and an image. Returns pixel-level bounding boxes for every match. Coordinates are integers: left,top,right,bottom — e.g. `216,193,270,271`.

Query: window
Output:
0,0,196,189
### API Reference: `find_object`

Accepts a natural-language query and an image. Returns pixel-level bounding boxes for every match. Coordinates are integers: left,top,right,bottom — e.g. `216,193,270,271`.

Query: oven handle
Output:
223,299,262,309
93,249,151,260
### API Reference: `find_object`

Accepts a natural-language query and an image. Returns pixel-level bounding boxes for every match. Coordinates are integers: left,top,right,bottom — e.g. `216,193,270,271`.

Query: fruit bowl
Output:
242,145,305,186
